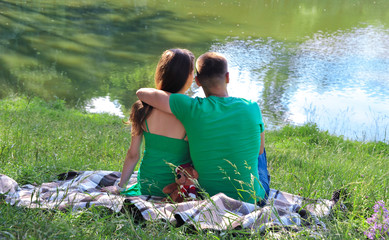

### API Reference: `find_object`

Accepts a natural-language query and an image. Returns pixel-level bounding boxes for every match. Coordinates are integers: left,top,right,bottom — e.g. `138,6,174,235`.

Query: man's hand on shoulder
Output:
136,88,172,113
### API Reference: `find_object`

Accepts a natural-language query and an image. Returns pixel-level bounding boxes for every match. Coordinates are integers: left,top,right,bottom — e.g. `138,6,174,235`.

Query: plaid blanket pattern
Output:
0,171,335,234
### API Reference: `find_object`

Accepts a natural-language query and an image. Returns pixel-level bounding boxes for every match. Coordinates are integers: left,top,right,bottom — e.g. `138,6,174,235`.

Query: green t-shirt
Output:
169,94,265,203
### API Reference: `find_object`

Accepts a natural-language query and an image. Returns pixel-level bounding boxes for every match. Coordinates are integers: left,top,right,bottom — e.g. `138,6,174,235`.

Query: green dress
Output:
121,120,191,197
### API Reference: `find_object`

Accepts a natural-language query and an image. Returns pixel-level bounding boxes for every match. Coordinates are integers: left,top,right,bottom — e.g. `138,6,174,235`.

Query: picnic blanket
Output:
0,171,341,235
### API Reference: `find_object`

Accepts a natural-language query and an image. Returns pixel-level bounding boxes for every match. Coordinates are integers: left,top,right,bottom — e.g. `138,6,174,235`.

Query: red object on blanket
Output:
163,163,199,203
180,185,197,199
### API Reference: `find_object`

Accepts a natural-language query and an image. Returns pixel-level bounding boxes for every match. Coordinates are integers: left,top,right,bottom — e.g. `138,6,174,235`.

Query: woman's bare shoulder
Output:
146,109,186,138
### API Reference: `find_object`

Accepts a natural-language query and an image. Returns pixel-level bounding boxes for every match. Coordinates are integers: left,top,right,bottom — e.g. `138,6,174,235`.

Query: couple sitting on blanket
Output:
103,49,270,205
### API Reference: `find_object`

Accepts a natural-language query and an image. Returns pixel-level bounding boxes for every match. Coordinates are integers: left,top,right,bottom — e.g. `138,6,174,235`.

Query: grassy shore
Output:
1,96,388,239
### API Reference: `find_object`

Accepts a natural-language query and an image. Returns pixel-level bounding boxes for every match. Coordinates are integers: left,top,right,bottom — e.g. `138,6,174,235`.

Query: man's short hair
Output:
196,52,228,86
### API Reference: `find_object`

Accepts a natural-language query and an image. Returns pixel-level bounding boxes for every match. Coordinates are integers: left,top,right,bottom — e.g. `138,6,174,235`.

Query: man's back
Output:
170,94,265,203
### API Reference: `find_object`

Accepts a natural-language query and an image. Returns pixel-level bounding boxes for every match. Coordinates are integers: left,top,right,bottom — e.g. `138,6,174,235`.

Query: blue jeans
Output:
258,148,270,206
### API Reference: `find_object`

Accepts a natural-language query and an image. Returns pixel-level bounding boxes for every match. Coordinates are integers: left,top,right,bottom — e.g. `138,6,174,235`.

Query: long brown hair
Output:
128,49,194,135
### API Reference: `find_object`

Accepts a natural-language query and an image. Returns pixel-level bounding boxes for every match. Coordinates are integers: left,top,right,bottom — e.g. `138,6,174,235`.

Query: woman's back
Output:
145,109,186,140
122,109,191,197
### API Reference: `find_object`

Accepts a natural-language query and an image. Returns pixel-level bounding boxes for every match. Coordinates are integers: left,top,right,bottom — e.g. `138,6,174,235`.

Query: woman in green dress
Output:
103,49,194,196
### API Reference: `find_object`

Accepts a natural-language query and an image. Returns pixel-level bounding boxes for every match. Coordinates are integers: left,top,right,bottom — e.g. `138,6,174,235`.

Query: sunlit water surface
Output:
194,26,389,141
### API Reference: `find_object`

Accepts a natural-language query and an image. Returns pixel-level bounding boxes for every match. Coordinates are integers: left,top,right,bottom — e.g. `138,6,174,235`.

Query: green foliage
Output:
1,97,388,239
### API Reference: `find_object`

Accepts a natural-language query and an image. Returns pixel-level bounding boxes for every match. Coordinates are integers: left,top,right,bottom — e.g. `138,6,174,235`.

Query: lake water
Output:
1,0,389,142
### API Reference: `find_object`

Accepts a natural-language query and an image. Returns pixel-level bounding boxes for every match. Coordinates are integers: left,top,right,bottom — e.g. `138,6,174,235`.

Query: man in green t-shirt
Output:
137,52,270,204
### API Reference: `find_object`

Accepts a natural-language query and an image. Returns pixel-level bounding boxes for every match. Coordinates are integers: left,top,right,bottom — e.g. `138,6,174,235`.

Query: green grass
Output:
1,96,388,239
0,96,130,185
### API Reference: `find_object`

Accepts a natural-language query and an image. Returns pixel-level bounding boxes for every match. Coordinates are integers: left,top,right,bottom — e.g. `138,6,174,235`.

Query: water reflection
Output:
1,0,389,142
289,25,389,141
195,25,389,142
0,0,213,105
85,96,124,117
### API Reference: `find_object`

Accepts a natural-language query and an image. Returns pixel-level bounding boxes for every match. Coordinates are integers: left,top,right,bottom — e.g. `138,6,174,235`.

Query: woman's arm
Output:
102,131,142,194
118,132,142,188
136,88,172,113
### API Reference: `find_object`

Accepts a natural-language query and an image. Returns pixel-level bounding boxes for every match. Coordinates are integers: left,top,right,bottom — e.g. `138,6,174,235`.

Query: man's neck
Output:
203,87,229,98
